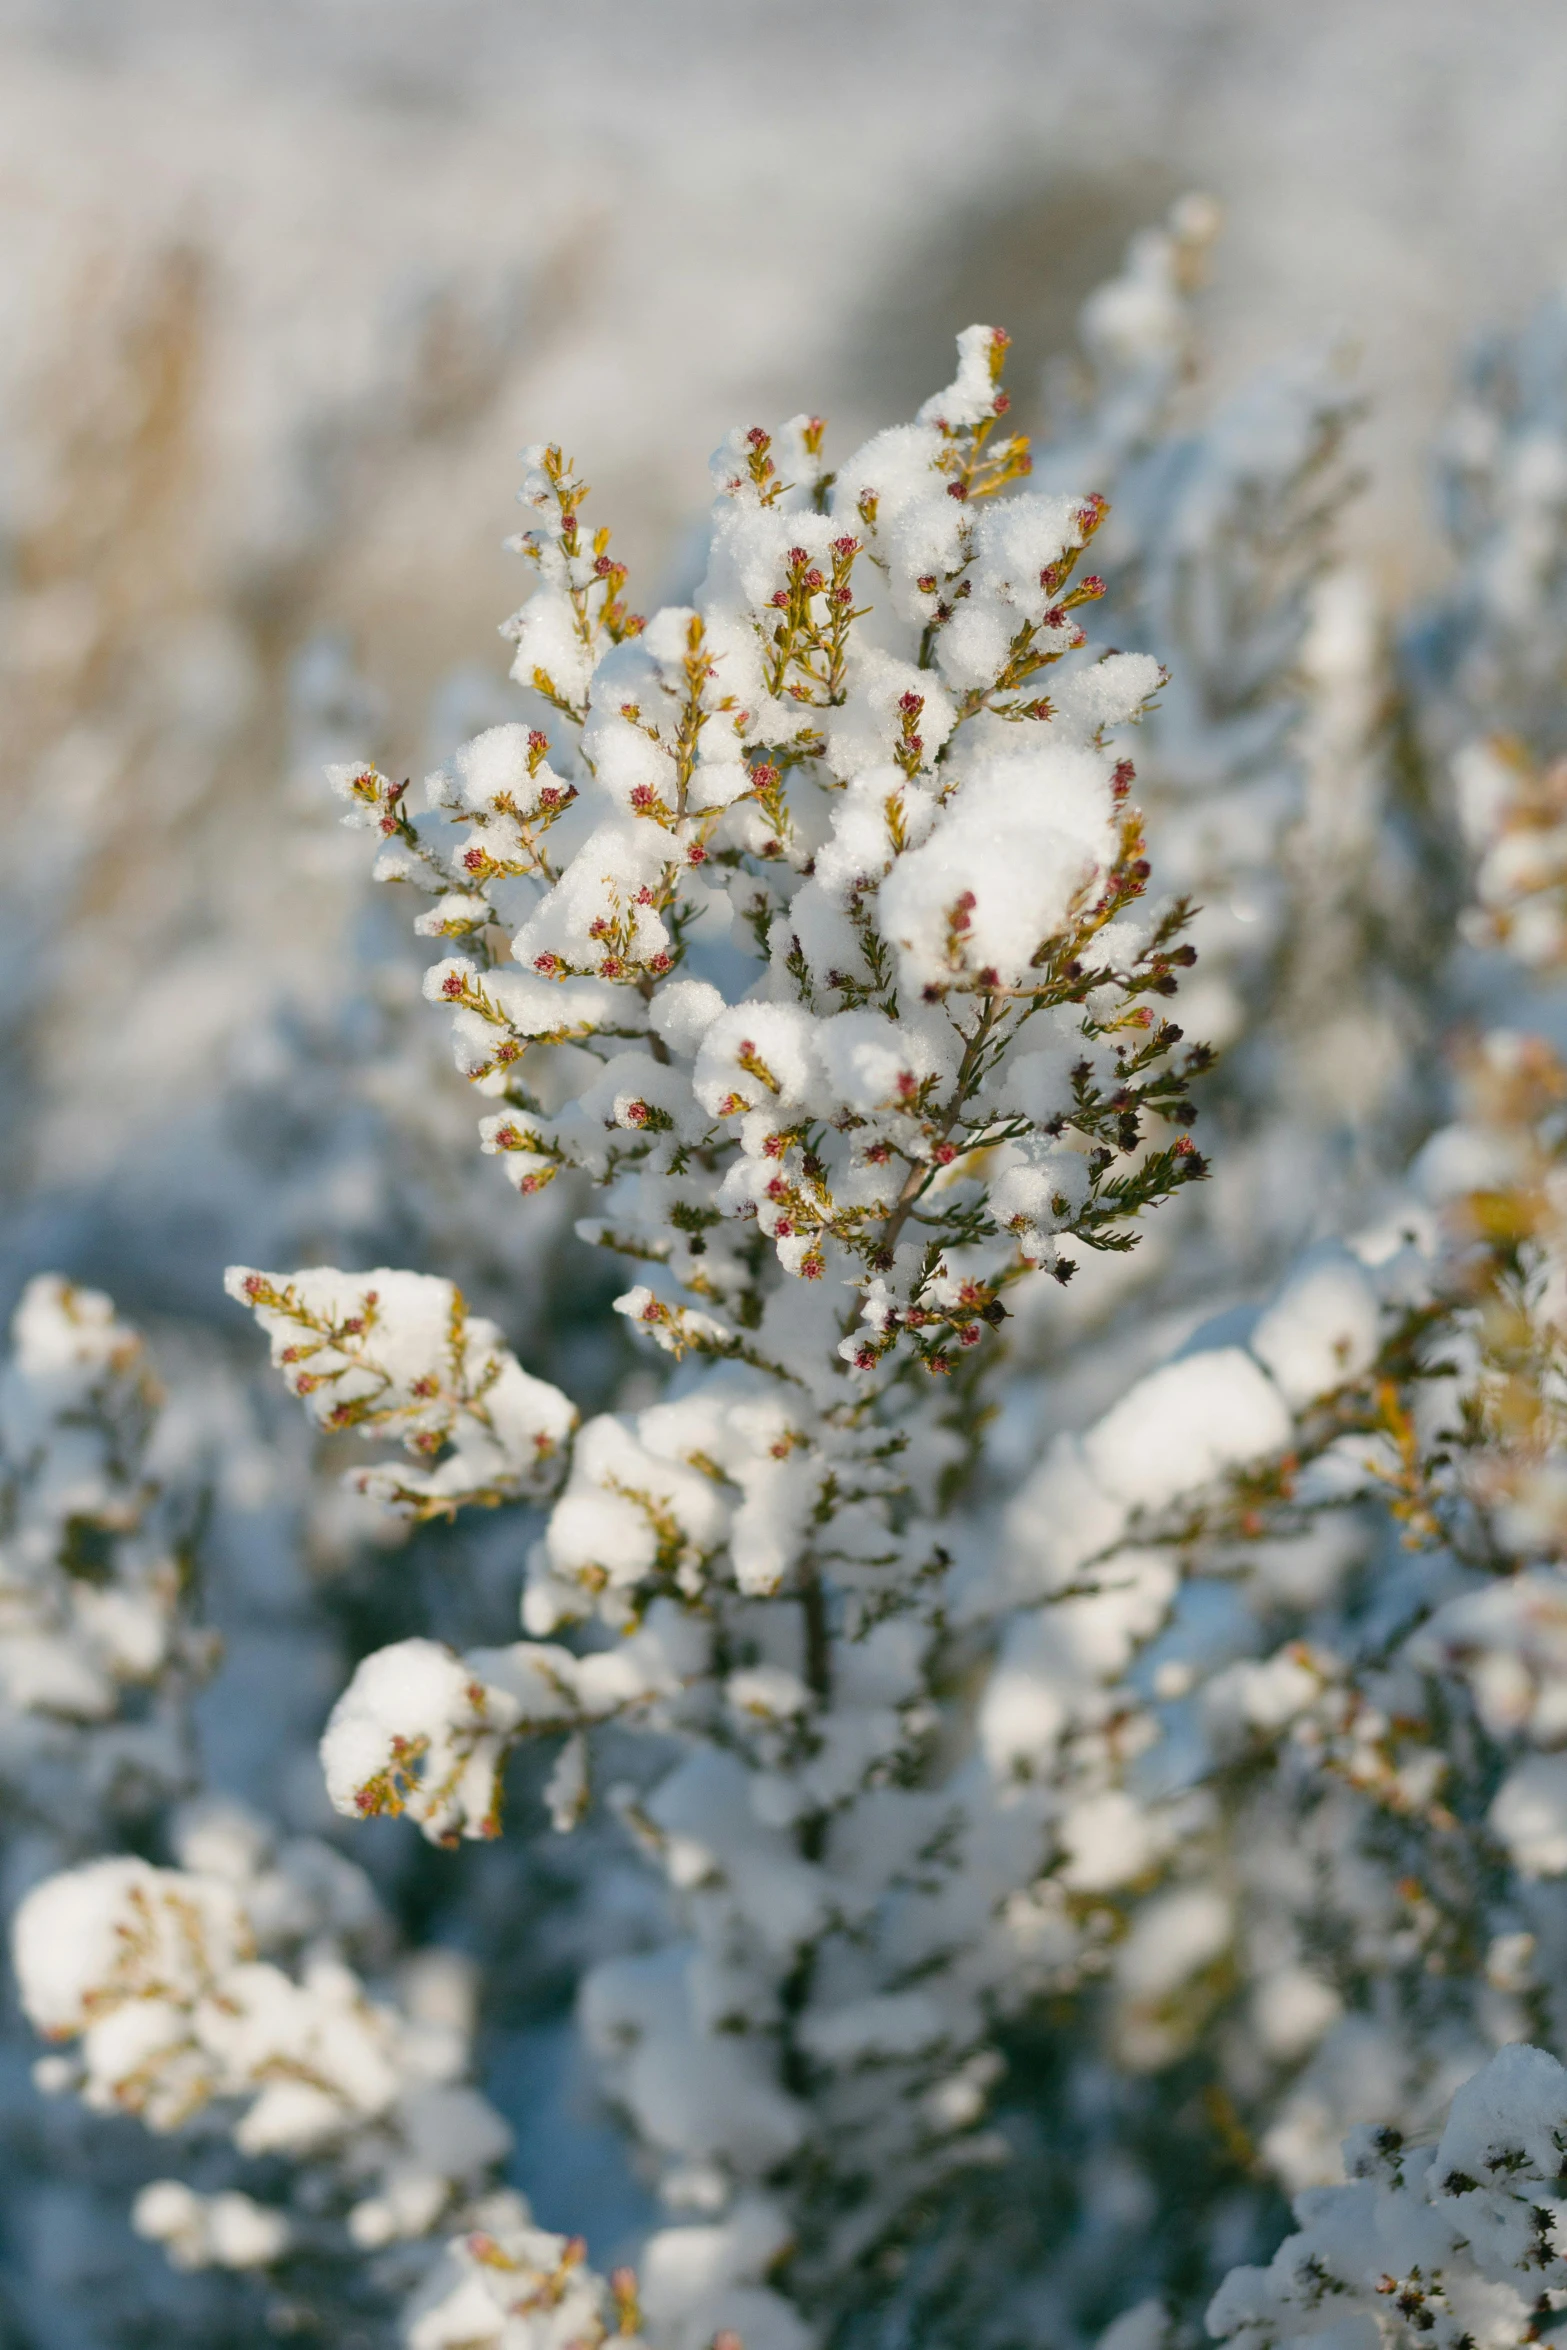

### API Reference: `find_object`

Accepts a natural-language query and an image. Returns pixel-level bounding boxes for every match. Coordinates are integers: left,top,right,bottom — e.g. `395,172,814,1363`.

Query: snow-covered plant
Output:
1208,2041,1567,2350
1416,291,1567,770
868,287,1567,2332
14,1816,513,2290
1397,290,1567,1086
28,207,1567,2350
0,1273,218,2350
1035,200,1402,1323
837,215,1427,2350
963,617,1567,2341
220,327,1212,2344
1035,193,1222,495
227,1266,576,1525
405,2215,654,2350
0,1272,206,1832
0,1275,523,2345
1456,742,1567,976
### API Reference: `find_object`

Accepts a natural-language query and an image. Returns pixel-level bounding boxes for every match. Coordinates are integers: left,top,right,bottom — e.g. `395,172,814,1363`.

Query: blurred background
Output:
4,0,1567,1326
7,6,1567,2337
